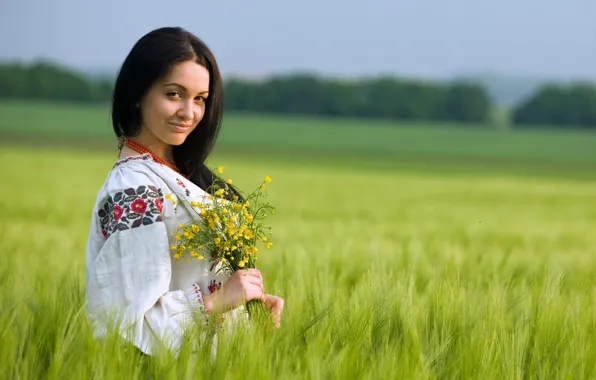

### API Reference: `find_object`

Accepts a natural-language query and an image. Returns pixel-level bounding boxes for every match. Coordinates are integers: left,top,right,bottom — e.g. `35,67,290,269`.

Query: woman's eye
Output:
195,96,206,103
167,92,181,98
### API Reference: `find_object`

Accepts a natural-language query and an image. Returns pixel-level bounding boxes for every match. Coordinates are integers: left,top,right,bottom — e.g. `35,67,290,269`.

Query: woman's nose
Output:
178,101,194,120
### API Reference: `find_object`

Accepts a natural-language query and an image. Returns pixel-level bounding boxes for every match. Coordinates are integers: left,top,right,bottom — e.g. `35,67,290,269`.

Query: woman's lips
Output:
170,123,192,133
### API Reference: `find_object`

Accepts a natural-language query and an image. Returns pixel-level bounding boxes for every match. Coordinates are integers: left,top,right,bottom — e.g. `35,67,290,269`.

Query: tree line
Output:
0,61,112,102
512,83,596,129
0,61,595,128
224,75,490,123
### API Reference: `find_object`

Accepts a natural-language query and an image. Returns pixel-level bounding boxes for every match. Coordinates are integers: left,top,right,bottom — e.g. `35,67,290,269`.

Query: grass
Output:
2,143,596,378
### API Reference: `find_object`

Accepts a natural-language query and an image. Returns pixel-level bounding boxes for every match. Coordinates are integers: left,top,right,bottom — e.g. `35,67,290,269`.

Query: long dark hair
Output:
111,26,241,201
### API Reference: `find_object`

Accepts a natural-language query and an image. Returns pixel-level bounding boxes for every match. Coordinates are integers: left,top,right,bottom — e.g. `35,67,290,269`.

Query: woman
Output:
85,26,284,356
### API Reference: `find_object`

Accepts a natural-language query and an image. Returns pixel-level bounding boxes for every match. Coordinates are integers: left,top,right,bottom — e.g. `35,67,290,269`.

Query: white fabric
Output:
85,153,245,355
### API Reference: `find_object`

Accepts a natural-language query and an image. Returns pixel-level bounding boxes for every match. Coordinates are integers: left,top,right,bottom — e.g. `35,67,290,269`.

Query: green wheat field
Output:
1,100,596,379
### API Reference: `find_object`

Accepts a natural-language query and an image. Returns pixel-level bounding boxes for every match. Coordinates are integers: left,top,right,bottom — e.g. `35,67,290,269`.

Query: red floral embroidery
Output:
176,178,191,196
130,198,147,214
98,185,164,239
208,279,222,294
113,205,123,220
155,198,163,213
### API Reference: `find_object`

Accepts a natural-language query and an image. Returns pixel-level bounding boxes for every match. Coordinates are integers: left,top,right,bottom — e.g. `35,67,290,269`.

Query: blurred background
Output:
0,0,595,174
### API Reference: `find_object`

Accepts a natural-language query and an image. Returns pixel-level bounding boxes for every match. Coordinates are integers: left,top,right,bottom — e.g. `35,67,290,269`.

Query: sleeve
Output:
85,167,206,356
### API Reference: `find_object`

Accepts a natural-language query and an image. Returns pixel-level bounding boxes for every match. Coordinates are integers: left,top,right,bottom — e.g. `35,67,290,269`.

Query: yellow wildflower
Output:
214,189,225,197
218,166,225,174
226,179,233,184
214,238,221,245
191,225,200,233
264,175,272,183
260,184,266,190
266,242,273,249
261,236,268,242
191,201,198,207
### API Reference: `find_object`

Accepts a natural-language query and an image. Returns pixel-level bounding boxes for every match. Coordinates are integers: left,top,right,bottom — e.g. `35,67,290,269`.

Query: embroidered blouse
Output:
85,153,244,355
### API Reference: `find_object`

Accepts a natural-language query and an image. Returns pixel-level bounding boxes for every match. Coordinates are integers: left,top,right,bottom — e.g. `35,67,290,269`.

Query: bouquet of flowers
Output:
167,166,274,318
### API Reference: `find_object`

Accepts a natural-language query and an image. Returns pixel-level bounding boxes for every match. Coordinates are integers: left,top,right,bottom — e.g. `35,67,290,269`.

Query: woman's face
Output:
137,60,210,152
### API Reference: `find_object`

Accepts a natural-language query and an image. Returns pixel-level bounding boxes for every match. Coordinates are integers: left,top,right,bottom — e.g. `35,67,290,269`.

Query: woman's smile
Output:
169,122,193,133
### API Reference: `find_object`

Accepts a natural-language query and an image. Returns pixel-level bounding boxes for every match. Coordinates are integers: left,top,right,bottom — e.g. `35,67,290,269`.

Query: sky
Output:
0,0,594,80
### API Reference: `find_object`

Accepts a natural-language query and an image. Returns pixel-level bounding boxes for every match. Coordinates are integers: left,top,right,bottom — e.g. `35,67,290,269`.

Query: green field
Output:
2,100,596,177
2,101,596,378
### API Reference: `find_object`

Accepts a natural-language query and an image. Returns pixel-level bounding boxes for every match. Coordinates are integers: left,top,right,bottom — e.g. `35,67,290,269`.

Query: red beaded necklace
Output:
123,137,187,178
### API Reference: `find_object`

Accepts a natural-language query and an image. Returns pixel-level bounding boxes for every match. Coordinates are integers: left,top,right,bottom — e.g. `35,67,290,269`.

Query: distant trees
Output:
0,61,112,102
0,62,492,123
223,74,492,123
512,83,596,129
0,61,595,129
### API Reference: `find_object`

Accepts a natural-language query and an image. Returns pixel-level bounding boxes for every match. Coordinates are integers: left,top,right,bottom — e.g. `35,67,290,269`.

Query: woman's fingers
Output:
244,283,265,302
245,268,262,280
266,295,284,328
269,297,284,315
245,276,265,295
272,313,281,328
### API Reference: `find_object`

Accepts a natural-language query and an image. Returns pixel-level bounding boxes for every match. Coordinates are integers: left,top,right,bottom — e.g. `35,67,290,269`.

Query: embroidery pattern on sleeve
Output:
207,279,222,294
98,185,164,239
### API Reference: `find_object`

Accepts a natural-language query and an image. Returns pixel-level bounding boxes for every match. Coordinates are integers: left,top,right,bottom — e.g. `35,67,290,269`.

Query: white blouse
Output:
85,153,245,355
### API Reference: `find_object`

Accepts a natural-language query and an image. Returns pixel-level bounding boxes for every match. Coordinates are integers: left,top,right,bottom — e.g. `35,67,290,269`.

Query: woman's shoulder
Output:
90,154,171,237
93,154,170,204
106,153,166,187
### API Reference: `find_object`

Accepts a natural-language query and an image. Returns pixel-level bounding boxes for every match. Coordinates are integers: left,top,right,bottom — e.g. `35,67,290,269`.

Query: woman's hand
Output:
263,294,284,328
203,269,264,314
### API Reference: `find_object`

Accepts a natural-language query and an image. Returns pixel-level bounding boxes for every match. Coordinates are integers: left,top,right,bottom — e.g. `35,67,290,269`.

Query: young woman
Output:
85,26,284,356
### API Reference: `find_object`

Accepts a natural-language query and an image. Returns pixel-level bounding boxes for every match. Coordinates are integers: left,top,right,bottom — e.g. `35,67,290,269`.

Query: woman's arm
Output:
85,171,206,355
